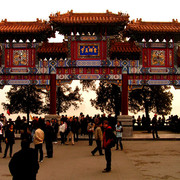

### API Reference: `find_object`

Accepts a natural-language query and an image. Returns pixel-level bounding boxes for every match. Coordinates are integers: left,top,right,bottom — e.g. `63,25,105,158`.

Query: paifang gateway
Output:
0,10,180,135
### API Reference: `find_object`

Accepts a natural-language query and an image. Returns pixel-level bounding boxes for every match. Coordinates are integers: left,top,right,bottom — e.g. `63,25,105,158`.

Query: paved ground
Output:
0,132,180,180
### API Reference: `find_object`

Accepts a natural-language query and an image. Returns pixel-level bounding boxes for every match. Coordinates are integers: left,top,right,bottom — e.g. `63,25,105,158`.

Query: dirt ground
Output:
0,140,180,180
123,141,180,180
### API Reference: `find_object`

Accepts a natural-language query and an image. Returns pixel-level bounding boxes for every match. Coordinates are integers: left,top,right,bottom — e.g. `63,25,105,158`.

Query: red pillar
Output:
50,73,56,114
121,74,128,115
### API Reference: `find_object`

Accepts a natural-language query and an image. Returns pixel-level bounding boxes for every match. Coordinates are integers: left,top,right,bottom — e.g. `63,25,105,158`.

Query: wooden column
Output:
49,60,57,115
50,73,56,114
121,74,128,115
118,62,132,137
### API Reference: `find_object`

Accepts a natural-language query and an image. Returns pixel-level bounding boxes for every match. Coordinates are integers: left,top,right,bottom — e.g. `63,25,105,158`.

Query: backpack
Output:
110,132,117,147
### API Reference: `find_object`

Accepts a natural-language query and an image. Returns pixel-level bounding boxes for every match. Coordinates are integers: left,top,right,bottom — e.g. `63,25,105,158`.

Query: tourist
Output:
33,123,44,162
137,115,141,127
132,116,136,129
66,117,75,145
15,116,21,134
91,120,103,156
102,120,114,173
3,124,15,158
87,119,95,146
142,114,146,129
0,119,3,153
59,120,66,144
115,121,123,150
152,114,159,139
51,118,59,144
73,117,80,142
9,140,39,180
21,123,32,144
0,113,7,126
80,115,87,136
44,120,54,158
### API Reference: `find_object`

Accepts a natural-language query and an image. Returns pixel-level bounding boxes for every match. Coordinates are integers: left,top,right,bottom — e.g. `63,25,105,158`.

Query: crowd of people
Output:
0,112,123,178
2,112,180,178
132,114,180,133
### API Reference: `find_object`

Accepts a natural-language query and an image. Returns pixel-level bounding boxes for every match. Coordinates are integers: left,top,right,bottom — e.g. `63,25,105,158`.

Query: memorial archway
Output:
0,11,180,136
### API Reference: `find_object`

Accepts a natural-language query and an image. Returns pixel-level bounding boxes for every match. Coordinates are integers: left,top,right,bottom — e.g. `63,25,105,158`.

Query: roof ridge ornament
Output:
36,18,42,23
172,19,178,23
106,10,112,15
1,19,7,23
136,18,142,23
67,10,73,16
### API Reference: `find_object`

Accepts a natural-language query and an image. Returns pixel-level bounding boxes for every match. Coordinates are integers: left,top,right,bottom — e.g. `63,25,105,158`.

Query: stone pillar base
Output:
117,115,133,137
45,114,61,122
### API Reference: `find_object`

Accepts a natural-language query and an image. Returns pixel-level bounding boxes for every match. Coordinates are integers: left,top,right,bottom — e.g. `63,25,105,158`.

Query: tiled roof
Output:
37,42,68,54
126,19,180,33
0,19,52,33
110,40,141,53
50,10,129,24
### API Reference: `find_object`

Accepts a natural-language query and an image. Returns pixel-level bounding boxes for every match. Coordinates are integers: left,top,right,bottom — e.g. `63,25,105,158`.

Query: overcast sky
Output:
0,0,179,22
0,0,180,119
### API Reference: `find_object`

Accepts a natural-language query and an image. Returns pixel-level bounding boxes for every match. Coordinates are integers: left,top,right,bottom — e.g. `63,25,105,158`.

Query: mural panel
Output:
151,50,165,66
13,50,28,66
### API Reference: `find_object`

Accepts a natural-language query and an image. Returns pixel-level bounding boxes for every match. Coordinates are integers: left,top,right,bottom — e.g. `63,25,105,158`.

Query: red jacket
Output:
103,126,113,149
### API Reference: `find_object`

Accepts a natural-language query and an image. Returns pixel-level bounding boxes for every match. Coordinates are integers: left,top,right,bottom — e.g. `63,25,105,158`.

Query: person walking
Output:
152,114,159,139
115,121,123,150
33,123,44,162
102,120,114,173
44,120,54,158
9,140,39,180
3,124,15,158
91,121,103,156
66,117,75,145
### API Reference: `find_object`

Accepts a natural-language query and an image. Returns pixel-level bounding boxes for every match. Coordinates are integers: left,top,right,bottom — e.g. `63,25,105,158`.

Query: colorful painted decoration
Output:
151,50,165,66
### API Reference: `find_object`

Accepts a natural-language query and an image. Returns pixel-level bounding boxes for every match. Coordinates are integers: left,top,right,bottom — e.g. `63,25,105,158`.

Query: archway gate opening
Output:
0,11,180,136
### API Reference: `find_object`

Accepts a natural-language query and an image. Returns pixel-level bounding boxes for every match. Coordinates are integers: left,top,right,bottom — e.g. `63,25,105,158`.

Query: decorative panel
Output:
151,50,165,66
5,48,36,68
143,48,174,68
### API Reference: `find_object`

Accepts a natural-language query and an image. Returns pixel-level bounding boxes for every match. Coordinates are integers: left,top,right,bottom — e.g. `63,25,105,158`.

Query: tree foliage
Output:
80,80,97,92
2,85,45,122
129,85,173,116
91,82,173,117
43,83,83,114
90,81,121,116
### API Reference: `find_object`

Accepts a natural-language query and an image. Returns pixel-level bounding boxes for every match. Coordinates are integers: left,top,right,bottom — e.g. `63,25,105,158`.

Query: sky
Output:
0,0,180,119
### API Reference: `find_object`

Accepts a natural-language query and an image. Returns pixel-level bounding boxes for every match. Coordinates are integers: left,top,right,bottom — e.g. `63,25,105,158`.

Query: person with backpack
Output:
115,121,123,150
102,120,114,173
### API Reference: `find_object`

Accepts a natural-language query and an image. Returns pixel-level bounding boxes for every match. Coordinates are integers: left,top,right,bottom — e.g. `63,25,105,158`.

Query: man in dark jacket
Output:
102,120,114,173
152,114,159,139
44,120,54,158
9,140,39,180
3,124,15,158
